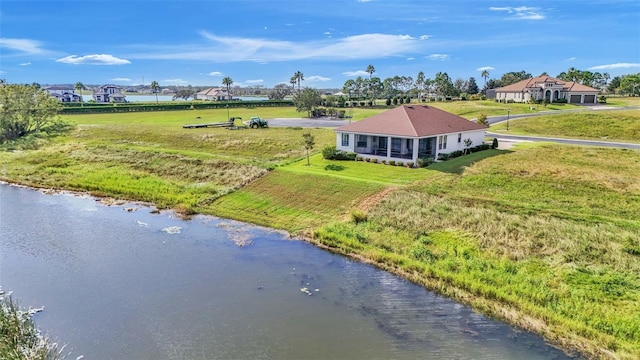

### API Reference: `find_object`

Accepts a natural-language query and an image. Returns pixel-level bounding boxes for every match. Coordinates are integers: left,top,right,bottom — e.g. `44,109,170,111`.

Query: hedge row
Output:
60,100,294,114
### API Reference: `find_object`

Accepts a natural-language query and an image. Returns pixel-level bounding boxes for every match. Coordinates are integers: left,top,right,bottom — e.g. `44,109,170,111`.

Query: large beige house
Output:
494,75,599,104
195,88,231,101
335,105,486,164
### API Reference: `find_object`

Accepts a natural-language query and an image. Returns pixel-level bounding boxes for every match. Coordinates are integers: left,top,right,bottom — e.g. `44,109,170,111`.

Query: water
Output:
0,184,576,359
81,95,269,102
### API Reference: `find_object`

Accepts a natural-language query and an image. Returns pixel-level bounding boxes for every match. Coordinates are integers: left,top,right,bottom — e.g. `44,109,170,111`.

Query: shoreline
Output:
1,180,594,359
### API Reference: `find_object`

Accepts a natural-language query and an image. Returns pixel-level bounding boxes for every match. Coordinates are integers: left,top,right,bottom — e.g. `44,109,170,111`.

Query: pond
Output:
0,184,576,359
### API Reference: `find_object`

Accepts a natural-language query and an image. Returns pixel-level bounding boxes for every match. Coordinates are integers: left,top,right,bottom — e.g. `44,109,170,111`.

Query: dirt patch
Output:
356,187,397,213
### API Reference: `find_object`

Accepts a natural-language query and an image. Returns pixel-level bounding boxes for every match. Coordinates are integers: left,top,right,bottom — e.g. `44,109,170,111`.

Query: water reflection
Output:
0,184,577,359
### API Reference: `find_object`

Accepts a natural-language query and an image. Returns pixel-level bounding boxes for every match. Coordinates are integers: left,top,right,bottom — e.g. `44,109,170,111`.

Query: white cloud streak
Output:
477,66,495,71
163,79,188,85
128,32,420,62
56,54,131,65
342,70,369,77
111,77,132,82
208,71,223,76
489,6,545,20
244,79,264,84
588,63,640,70
0,38,49,55
306,75,331,81
427,53,449,61
20,62,31,66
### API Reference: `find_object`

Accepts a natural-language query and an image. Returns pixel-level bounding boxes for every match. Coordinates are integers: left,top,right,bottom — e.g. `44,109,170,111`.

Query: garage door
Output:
583,95,596,103
570,95,581,103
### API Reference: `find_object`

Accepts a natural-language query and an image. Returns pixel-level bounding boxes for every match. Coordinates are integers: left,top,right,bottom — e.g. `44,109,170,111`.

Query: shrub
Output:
417,157,434,167
396,161,403,166
393,97,398,105
477,113,489,127
386,98,392,106
371,158,378,164
437,153,450,161
406,161,414,168
322,145,337,159
365,158,371,162
380,160,387,165
350,209,368,224
598,95,607,104
355,155,362,161
450,150,464,158
492,138,499,149
388,160,396,166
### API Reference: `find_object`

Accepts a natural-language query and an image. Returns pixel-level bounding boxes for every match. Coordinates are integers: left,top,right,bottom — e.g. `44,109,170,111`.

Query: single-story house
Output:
494,75,599,104
45,85,81,102
195,87,230,101
335,105,486,164
93,84,127,103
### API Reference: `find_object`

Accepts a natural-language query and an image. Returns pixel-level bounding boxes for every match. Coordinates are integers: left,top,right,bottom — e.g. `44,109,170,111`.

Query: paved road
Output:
486,105,640,149
266,117,349,128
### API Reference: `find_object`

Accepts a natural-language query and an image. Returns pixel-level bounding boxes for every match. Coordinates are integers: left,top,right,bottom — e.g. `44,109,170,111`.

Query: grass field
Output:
1,102,639,358
491,110,640,142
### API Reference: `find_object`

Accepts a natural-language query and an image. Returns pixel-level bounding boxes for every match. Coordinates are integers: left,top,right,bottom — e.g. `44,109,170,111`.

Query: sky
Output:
1,0,639,89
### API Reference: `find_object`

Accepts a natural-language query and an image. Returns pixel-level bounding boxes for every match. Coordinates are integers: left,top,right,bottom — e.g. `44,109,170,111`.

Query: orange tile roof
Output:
335,105,486,137
495,75,598,92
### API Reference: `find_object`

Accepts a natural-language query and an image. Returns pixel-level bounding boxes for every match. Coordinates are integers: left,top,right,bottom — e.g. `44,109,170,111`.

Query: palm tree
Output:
366,64,375,79
222,77,233,100
290,76,297,93
481,70,489,86
150,81,160,104
74,81,86,107
292,71,304,92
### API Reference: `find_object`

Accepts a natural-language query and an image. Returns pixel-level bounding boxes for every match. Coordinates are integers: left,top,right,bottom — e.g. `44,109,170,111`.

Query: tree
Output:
366,64,375,79
293,87,322,117
292,71,304,92
222,77,233,100
0,83,62,142
74,82,86,107
342,79,356,99
463,138,473,154
608,76,621,94
476,113,489,128
302,131,315,166
368,77,382,105
433,72,456,98
150,81,160,104
172,89,195,101
481,69,489,86
268,83,291,100
415,71,426,101
619,73,640,96
500,70,531,86
466,77,479,94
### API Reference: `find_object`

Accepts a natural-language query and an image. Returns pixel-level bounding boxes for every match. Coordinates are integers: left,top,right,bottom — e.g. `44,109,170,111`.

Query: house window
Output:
342,133,349,147
391,138,402,154
356,135,367,148
438,135,447,150
458,133,462,143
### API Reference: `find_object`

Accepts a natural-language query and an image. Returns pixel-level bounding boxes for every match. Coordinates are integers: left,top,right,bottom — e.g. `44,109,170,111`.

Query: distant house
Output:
93,84,127,103
45,85,81,102
195,87,230,101
335,105,486,164
494,75,599,104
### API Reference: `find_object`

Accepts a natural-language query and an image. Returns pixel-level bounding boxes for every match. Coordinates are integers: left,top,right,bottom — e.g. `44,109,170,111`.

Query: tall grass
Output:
0,293,61,360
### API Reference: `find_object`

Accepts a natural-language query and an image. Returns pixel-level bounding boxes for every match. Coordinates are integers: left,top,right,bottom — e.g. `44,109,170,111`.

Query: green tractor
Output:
249,116,269,128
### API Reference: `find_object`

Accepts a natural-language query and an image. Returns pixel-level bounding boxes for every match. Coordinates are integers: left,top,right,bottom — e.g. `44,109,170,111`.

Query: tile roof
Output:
495,76,598,92
335,105,486,137
196,87,228,95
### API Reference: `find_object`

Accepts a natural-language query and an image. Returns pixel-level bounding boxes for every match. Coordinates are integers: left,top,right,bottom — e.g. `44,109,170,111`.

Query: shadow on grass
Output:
427,149,512,174
324,164,345,171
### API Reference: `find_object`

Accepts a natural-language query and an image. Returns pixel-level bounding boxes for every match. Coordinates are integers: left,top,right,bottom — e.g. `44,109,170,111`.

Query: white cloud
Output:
477,66,495,71
306,75,331,82
208,71,224,76
56,54,131,65
419,35,431,40
110,77,132,82
565,57,576,62
0,70,6,75
342,70,369,77
357,0,373,2
0,38,49,55
130,32,421,62
324,32,331,35
489,6,545,20
163,79,188,85
588,63,640,70
20,62,31,66
427,53,449,61
407,57,415,61
244,79,264,84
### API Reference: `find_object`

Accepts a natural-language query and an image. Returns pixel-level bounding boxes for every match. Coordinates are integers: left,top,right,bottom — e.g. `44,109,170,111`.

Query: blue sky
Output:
1,0,639,88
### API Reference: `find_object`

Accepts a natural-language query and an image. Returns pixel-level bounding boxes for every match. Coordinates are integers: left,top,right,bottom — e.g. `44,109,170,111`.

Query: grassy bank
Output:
491,110,640,143
0,294,61,359
1,105,639,358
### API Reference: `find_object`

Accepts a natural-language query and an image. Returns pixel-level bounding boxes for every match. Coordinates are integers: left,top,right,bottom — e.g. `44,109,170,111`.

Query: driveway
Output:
266,117,350,128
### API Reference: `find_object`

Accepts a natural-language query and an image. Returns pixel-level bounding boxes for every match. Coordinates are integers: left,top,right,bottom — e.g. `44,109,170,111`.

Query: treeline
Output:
60,100,294,114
